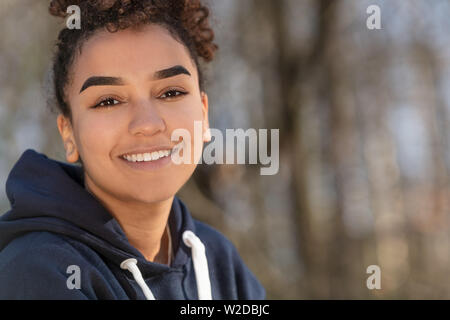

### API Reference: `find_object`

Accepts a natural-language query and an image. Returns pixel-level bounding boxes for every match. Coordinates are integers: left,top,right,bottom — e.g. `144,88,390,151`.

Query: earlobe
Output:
65,141,80,163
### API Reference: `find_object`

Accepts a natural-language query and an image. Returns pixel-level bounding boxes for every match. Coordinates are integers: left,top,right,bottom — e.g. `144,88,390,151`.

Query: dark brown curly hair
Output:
48,0,218,122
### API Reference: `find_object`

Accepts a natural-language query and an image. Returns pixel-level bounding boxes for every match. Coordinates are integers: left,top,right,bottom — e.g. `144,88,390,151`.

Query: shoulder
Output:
0,232,106,299
0,231,96,266
0,231,82,265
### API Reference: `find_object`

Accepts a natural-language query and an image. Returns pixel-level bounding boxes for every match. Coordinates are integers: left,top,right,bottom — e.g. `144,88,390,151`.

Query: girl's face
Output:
57,24,209,204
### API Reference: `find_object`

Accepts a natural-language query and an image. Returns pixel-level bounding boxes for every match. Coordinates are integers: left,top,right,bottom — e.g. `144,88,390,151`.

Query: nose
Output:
128,99,166,137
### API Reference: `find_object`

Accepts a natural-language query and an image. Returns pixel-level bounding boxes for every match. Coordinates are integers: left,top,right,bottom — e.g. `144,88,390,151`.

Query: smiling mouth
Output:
120,141,184,163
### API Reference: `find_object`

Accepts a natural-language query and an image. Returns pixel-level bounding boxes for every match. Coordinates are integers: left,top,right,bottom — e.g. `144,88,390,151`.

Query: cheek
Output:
74,115,117,161
165,101,204,162
165,96,205,136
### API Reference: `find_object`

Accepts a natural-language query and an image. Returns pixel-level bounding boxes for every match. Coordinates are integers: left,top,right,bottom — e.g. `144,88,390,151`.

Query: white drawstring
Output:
120,230,212,300
182,230,212,300
120,258,156,300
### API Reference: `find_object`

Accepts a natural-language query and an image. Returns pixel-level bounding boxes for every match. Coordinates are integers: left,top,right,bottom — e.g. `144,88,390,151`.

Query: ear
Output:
201,92,211,142
57,114,80,163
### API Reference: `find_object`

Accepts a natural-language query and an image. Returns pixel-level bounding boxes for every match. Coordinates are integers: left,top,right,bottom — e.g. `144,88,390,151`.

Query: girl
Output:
0,0,265,300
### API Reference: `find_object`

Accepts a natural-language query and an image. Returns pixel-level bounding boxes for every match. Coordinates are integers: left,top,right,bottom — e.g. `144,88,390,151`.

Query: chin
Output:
132,186,179,204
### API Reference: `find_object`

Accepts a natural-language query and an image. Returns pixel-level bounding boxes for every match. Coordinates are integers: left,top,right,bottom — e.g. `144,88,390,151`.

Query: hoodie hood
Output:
0,149,196,279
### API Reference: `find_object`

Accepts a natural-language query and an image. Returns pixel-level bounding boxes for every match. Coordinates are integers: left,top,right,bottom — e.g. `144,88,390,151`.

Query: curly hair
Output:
48,0,218,121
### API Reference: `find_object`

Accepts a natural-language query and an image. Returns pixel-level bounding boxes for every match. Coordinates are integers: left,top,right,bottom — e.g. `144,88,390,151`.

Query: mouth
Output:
120,141,184,163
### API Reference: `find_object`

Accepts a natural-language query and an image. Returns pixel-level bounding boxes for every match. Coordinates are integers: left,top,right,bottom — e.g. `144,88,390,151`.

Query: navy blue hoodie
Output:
0,149,265,300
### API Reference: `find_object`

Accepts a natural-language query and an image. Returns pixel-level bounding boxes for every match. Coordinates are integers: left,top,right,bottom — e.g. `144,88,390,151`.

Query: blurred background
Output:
0,0,449,299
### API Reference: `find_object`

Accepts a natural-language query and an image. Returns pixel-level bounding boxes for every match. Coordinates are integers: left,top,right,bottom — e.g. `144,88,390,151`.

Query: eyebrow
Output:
79,65,191,93
154,65,191,80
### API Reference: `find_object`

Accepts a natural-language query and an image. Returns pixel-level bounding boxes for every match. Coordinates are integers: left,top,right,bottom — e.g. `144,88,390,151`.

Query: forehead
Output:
72,24,196,79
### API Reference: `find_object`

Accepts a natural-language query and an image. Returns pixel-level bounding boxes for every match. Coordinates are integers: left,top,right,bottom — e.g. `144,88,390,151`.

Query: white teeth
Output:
123,150,171,163
122,142,183,163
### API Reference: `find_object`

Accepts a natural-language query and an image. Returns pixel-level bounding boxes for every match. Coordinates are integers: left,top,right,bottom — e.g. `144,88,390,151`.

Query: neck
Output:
84,179,173,264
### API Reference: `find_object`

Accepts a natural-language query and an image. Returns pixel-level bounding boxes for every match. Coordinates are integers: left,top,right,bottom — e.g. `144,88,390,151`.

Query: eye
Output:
159,89,187,100
92,97,121,109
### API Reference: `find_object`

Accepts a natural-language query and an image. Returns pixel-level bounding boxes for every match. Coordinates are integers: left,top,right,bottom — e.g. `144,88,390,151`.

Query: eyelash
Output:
91,97,121,109
159,89,188,99
91,89,188,109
